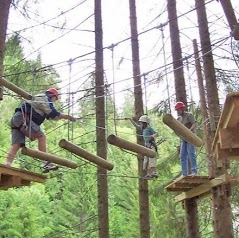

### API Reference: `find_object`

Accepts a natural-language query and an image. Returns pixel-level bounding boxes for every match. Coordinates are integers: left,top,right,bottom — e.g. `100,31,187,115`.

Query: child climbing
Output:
127,115,159,179
6,88,77,173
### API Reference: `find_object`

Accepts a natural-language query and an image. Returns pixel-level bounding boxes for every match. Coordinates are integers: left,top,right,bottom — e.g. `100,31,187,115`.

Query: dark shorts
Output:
10,111,44,145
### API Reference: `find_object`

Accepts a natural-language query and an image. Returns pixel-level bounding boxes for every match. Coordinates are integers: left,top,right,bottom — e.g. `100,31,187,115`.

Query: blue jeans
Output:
180,140,197,176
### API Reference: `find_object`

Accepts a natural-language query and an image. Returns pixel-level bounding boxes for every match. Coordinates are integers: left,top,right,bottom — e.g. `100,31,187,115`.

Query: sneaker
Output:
151,173,159,179
42,164,58,173
189,173,197,177
143,174,153,180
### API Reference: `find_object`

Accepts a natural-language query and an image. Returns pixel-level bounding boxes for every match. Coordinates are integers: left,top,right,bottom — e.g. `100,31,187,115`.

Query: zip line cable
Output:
19,13,94,66
3,17,235,109
11,0,90,33
3,34,235,120
6,0,217,77
5,34,232,101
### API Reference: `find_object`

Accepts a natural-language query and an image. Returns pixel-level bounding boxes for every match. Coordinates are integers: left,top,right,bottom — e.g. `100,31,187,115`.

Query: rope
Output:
160,24,171,114
108,44,118,136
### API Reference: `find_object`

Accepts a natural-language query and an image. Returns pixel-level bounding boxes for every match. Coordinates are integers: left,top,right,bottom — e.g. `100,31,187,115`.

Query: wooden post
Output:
21,147,78,169
0,0,11,100
163,114,203,147
59,139,114,171
107,134,156,158
0,78,32,100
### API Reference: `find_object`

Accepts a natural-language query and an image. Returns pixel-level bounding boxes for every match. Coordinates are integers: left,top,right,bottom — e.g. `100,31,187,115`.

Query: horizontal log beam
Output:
107,134,156,158
59,139,114,171
163,114,203,147
21,147,78,169
0,78,32,100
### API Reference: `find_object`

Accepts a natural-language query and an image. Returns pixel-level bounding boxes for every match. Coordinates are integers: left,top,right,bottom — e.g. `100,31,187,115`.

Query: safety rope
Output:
159,24,171,114
67,59,74,142
108,44,118,136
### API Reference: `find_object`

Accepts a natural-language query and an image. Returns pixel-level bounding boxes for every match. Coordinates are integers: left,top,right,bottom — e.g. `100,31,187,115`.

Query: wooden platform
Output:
212,92,239,161
165,174,238,202
0,164,46,190
165,175,210,192
164,93,239,202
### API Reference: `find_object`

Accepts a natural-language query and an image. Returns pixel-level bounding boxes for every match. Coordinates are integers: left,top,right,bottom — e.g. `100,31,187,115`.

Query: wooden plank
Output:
0,174,31,190
212,92,239,151
219,93,239,129
217,147,239,160
0,164,46,184
165,176,210,192
225,98,239,128
219,127,239,149
175,174,229,202
166,184,194,192
0,174,21,186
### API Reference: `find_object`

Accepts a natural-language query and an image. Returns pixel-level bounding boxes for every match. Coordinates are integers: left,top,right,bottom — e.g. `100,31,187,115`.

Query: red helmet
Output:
46,88,59,99
175,101,186,110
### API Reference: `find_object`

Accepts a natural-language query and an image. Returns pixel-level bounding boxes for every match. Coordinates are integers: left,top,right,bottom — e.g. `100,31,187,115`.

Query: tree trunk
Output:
185,199,199,238
193,39,214,177
168,1,200,237
94,1,109,237
129,0,150,237
167,0,187,104
195,1,234,237
195,0,220,133
219,0,239,40
0,0,11,100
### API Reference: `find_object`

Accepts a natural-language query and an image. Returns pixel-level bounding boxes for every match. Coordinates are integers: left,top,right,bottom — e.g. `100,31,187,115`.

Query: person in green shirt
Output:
175,101,198,177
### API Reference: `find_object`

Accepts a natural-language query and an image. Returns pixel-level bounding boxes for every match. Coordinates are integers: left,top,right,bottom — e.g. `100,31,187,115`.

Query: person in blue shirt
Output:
6,88,77,173
128,115,158,179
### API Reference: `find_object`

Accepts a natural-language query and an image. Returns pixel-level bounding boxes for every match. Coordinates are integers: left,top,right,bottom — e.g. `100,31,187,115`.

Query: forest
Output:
0,0,239,238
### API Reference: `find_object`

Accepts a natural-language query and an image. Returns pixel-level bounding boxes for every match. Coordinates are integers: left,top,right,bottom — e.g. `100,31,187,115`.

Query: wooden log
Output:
0,0,11,100
59,139,114,171
163,114,203,147
107,134,156,158
21,147,77,169
0,78,32,100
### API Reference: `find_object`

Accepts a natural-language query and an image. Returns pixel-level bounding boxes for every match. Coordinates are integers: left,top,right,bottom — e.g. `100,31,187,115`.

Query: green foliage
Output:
4,34,59,95
2,19,239,238
0,185,53,237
